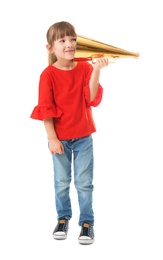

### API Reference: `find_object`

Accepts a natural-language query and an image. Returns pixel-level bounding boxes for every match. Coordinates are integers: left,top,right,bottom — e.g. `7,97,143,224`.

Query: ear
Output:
46,44,54,53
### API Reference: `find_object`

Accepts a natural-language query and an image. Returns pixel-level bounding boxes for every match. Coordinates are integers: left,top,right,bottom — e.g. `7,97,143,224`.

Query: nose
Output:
66,40,73,48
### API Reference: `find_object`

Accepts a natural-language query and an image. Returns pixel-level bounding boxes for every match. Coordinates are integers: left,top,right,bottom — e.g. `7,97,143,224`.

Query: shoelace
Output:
57,219,67,231
82,226,89,236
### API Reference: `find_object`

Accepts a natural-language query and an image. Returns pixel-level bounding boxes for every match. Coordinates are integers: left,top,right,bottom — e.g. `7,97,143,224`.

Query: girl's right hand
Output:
49,138,64,154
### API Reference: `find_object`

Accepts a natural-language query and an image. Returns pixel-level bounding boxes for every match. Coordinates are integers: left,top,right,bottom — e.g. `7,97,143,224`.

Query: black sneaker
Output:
78,222,94,245
52,218,69,240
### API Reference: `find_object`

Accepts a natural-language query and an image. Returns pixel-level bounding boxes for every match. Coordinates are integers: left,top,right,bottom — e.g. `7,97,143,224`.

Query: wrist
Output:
47,136,58,141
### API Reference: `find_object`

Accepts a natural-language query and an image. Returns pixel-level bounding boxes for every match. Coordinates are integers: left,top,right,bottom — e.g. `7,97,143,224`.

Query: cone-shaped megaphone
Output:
74,35,140,62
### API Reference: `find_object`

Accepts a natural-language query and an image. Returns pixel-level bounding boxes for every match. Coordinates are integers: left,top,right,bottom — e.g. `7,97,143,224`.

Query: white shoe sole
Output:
78,235,94,245
53,231,67,240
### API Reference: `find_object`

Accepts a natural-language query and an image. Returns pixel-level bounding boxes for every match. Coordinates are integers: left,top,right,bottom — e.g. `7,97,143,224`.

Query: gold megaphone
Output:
74,35,140,62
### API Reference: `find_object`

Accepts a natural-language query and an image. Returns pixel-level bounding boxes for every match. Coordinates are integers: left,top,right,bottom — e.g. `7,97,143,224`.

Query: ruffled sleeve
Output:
30,67,63,121
30,104,63,121
84,84,103,107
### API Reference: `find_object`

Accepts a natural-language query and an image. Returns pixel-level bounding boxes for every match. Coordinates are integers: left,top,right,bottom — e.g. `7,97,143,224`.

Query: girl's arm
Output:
43,118,64,154
89,57,109,101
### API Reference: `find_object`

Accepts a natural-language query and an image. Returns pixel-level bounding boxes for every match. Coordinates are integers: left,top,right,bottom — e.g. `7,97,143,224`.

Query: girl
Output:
30,21,109,245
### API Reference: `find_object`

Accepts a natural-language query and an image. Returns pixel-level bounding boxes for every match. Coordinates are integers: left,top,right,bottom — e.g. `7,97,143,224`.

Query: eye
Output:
59,39,65,43
72,37,77,42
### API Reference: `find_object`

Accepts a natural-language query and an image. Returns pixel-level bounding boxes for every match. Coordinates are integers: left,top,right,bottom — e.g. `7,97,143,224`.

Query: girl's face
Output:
52,36,77,61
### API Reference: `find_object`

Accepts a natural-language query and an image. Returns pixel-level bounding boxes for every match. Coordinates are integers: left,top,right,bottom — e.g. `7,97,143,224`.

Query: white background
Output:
0,0,163,259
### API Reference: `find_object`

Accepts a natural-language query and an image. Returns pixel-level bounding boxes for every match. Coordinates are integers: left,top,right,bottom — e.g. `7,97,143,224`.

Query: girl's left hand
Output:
93,57,109,70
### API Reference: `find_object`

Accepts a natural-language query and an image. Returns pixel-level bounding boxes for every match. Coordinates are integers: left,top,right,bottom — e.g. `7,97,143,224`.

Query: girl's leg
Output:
73,135,94,226
52,141,72,220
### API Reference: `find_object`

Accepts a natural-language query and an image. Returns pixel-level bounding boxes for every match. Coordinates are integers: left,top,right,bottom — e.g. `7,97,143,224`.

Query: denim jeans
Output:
51,135,94,226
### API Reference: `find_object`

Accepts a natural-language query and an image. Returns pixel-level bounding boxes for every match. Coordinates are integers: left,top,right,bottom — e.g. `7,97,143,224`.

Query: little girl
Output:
30,21,109,245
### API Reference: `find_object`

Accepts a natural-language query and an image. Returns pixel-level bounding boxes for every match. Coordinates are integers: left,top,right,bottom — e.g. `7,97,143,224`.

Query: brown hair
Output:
46,21,77,65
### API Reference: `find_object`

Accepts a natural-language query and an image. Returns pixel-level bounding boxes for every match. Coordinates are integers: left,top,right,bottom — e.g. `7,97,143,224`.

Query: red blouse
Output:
30,61,103,140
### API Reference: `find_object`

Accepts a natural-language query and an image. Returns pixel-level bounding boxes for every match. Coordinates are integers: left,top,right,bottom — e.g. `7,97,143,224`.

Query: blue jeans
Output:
51,135,94,226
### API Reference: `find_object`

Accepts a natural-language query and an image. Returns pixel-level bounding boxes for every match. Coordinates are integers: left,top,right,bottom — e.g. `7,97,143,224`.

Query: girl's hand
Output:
49,138,64,154
93,57,109,70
